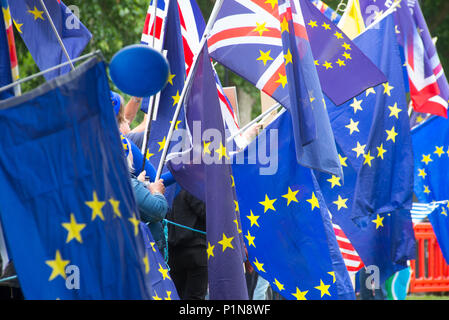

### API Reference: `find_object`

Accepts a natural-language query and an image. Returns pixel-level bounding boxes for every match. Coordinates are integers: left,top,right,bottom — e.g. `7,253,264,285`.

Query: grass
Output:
406,293,449,300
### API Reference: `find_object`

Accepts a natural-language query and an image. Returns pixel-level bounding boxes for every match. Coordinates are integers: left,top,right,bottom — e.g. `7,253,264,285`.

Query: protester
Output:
167,189,207,300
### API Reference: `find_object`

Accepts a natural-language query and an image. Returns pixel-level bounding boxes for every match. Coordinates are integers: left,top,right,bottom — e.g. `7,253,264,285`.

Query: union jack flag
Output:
141,0,169,50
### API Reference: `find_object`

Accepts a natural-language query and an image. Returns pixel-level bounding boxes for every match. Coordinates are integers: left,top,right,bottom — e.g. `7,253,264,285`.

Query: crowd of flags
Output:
0,0,449,300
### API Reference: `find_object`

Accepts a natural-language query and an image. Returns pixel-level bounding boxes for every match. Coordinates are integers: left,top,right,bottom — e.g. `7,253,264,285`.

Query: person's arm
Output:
131,178,168,224
124,97,143,125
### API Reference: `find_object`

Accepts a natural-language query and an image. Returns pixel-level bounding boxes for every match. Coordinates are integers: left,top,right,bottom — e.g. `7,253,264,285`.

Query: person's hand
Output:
137,170,146,182
148,179,165,195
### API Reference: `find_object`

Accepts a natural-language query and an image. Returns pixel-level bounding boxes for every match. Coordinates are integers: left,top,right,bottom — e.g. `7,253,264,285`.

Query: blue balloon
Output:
109,45,169,97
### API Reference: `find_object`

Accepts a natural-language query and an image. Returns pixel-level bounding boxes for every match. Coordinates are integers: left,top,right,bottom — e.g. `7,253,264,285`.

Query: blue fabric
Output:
232,110,354,300
131,178,168,251
167,46,248,300
9,0,91,80
315,15,416,285
412,116,449,202
0,59,152,299
428,202,449,265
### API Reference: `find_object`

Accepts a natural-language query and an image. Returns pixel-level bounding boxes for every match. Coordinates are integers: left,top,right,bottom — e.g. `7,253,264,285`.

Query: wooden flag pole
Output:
154,0,225,181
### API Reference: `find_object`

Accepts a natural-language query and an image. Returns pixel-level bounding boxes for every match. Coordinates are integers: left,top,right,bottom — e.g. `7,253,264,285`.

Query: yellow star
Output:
172,90,180,106
441,207,447,216
328,271,336,283
275,73,288,88
234,200,240,213
339,154,348,167
388,103,402,119
292,287,308,300
216,142,230,160
273,278,285,291
85,191,106,221
372,214,384,229
327,175,341,189
13,19,23,34
314,60,320,66
333,195,348,211
169,120,182,130
434,146,445,157
350,97,363,114
366,87,376,96
143,253,150,274
109,198,122,218
157,136,167,152
146,149,154,160
385,126,398,143
363,151,375,167
259,194,277,213
352,141,366,158
253,258,265,272
345,118,359,135
257,49,274,66
322,22,331,30
152,291,162,300
164,291,173,300
28,6,45,20
382,82,394,96
150,242,156,252
282,187,299,206
203,140,211,155
265,0,278,9
283,49,293,65
253,22,269,36
342,42,351,50
314,280,331,298
245,230,256,247
61,213,86,244
336,59,346,67
423,185,431,194
323,61,333,70
128,213,140,236
377,144,387,160
218,233,234,252
230,175,235,188
306,192,320,211
45,250,70,281
167,72,176,85
308,20,318,28
342,52,352,60
247,210,260,227
280,16,289,33
207,242,215,259
334,31,343,39
421,154,433,165
158,263,171,280
418,168,427,179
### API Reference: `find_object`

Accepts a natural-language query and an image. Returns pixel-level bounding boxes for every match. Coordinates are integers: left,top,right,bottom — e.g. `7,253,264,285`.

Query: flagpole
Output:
154,0,225,181
1,0,21,96
140,0,170,173
39,0,75,71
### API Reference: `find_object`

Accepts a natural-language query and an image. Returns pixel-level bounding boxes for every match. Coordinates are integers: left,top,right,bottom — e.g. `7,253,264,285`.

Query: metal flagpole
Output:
39,0,75,71
155,0,225,181
140,0,169,173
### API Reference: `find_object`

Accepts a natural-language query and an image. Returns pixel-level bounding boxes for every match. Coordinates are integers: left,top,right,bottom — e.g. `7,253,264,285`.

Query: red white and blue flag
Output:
141,0,169,50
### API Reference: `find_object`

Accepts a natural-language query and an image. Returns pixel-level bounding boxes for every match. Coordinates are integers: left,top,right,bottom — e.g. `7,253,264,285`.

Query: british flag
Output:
141,0,169,50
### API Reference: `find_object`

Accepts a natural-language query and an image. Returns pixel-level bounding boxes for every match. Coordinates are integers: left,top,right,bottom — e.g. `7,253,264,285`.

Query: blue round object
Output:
109,45,169,97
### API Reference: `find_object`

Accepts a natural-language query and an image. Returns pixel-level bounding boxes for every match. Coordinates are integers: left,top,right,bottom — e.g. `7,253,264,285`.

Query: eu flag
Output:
0,58,152,299
9,0,91,80
167,45,248,300
315,14,416,285
139,222,179,300
412,116,449,202
232,110,355,300
427,202,449,265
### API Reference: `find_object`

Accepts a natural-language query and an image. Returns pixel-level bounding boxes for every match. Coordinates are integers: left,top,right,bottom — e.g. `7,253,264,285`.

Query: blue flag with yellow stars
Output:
315,14,416,285
232,110,355,300
0,58,153,299
427,202,449,265
412,116,449,202
167,45,248,300
139,222,179,300
9,0,91,80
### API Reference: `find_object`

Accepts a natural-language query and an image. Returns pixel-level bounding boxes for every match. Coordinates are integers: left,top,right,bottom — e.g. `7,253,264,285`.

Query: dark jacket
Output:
167,190,206,250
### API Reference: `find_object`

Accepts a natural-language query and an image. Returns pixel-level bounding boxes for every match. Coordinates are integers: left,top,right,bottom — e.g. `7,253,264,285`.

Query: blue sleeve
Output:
131,178,168,224
129,138,175,187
